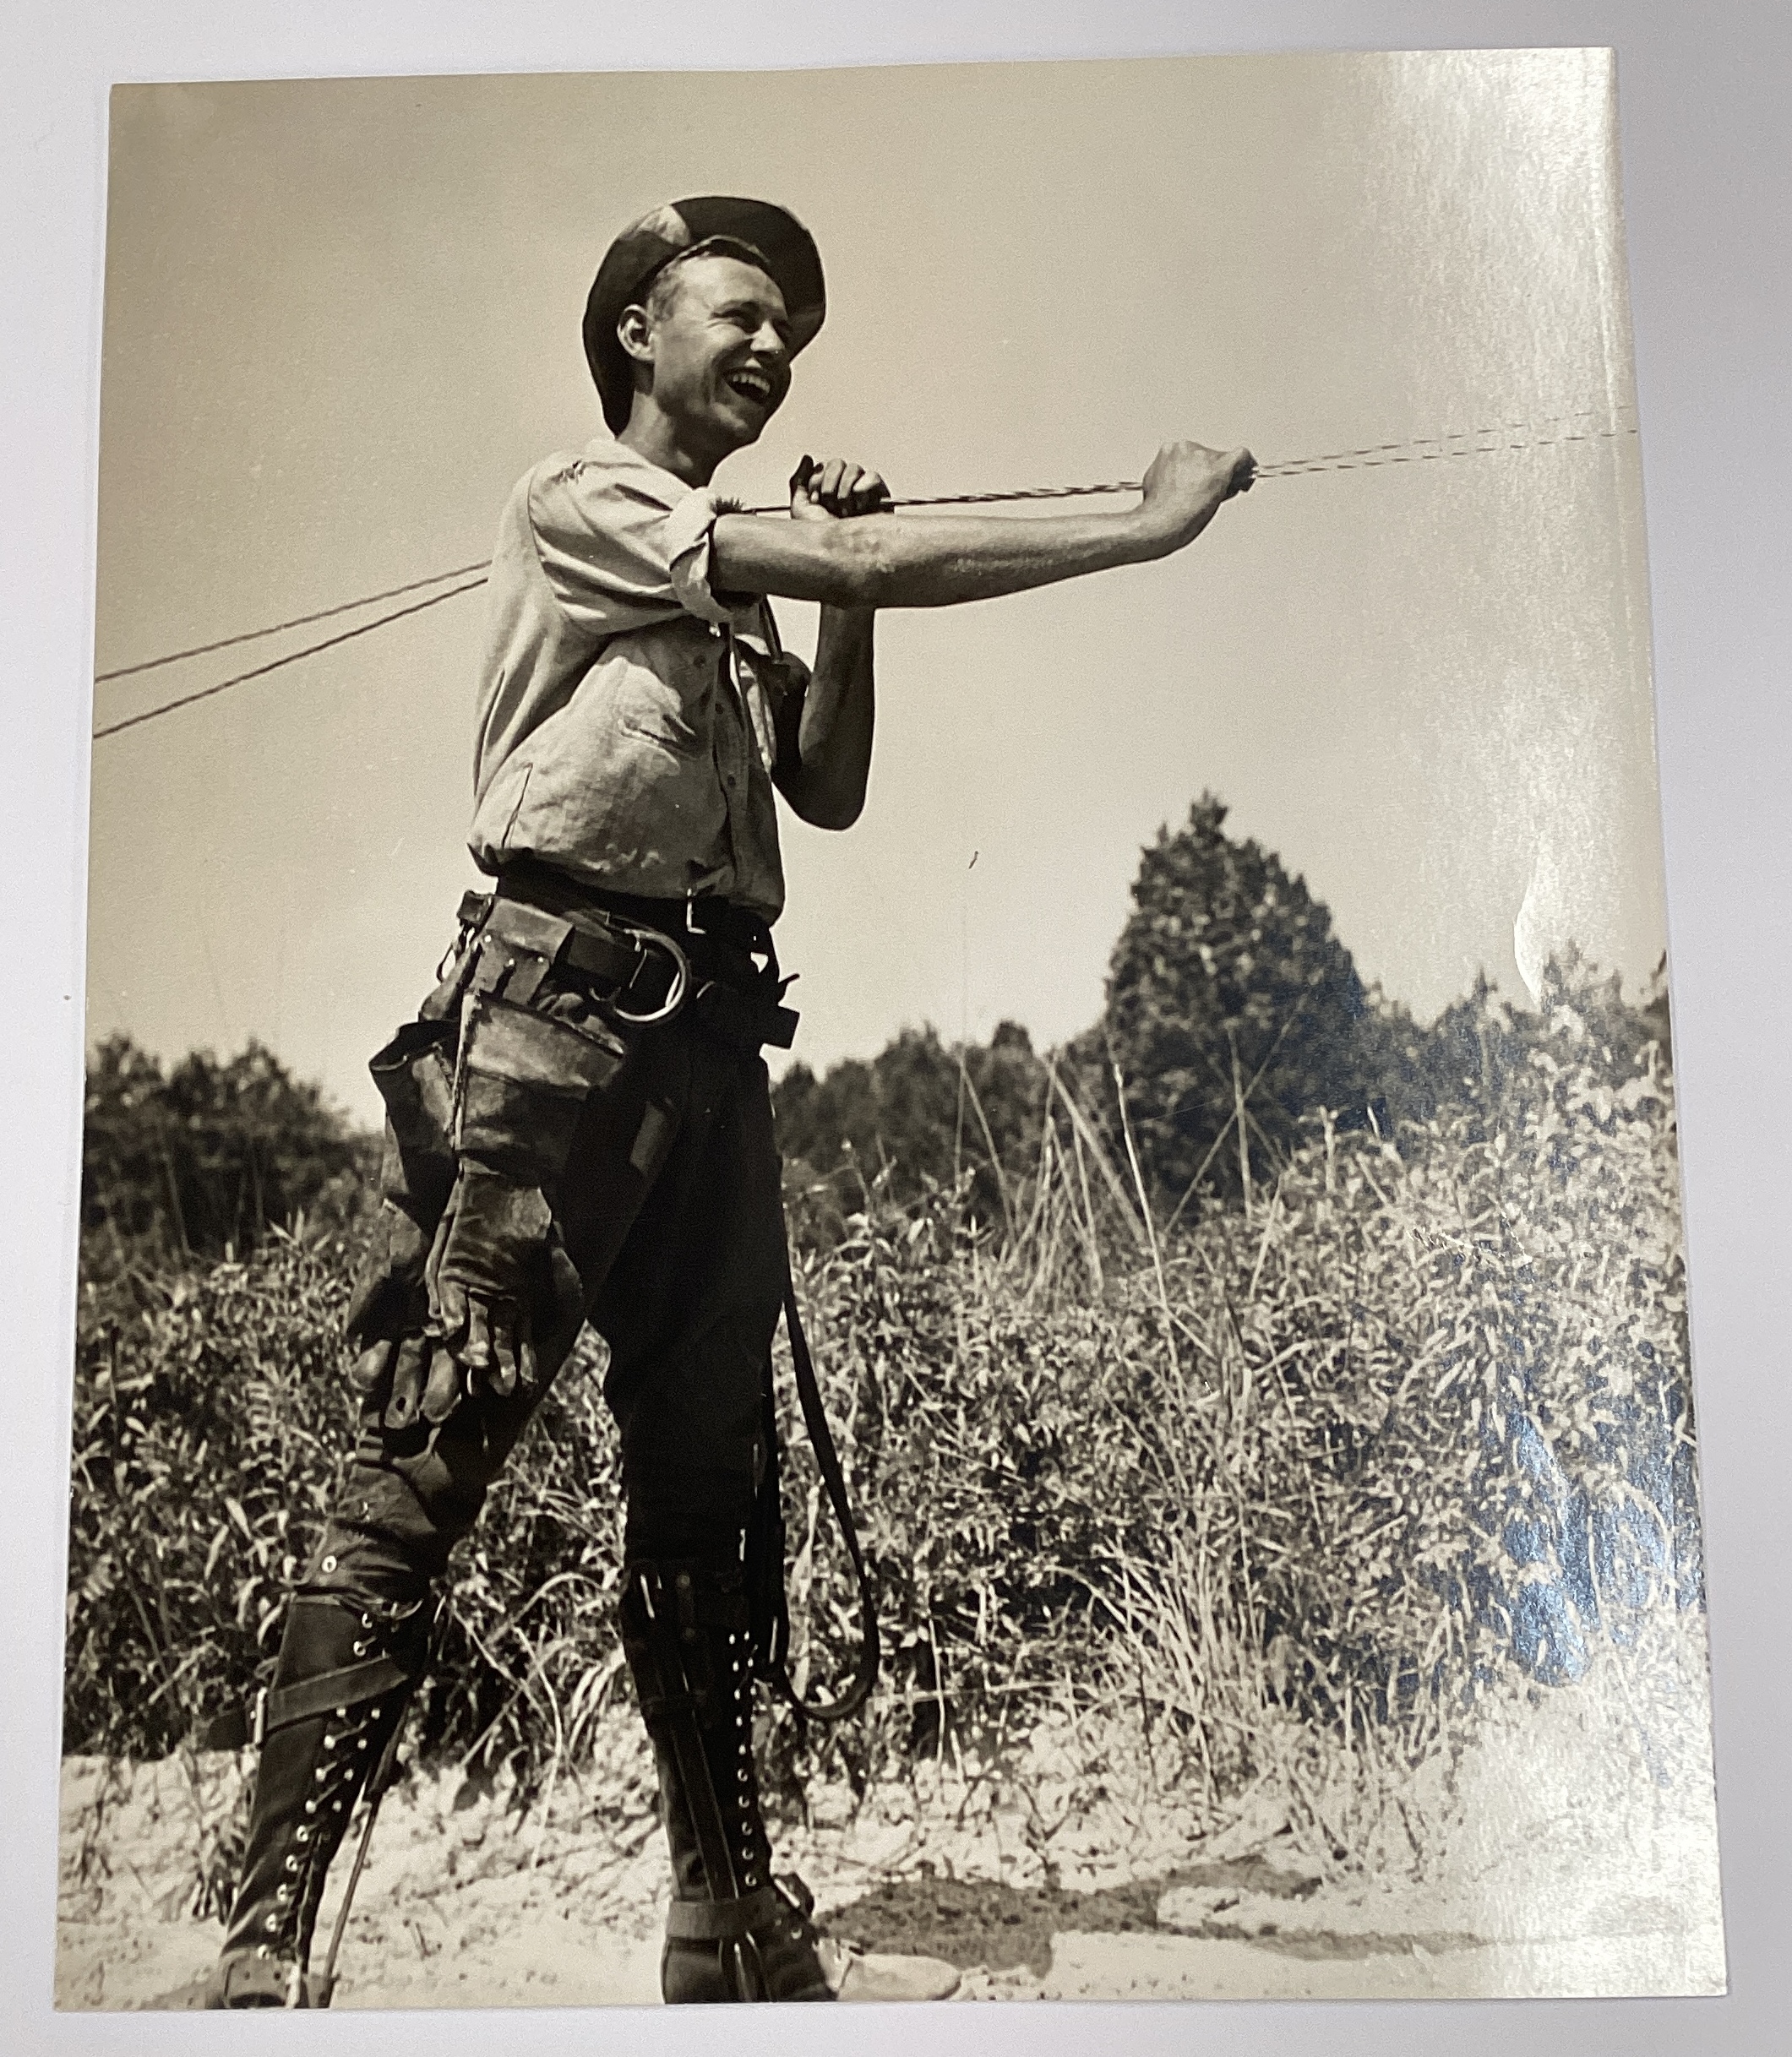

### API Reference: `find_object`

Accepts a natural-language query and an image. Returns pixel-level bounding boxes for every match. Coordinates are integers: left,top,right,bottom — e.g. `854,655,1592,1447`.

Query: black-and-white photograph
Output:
61,51,1723,2011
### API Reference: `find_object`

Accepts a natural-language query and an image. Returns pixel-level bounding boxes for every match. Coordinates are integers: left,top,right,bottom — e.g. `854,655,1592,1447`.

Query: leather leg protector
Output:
620,1563,835,2004
214,1594,428,1998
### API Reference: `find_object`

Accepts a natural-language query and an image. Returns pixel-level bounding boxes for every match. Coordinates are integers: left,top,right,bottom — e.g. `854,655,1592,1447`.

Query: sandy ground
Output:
54,1631,1726,2010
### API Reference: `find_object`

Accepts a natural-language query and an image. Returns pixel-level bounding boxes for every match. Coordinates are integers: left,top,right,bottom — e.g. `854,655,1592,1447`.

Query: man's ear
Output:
616,303,655,367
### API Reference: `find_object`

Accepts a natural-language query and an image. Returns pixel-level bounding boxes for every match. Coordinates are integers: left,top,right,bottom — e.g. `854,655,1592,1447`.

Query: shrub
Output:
64,1232,631,1787
770,1021,1695,1869
81,1035,370,1278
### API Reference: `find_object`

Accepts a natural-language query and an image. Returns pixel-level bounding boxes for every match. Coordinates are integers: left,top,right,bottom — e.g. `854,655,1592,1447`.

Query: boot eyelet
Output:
322,1555,338,1572
314,1767,329,1782
257,1945,270,1959
361,1613,373,1628
357,1736,368,1749
285,1856,300,1872
296,1826,311,1842
264,1916,281,1933
304,1800,318,1815
352,1641,370,1656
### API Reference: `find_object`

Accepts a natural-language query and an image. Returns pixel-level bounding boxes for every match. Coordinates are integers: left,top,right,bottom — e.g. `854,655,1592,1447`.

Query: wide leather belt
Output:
480,865,798,1049
493,861,775,963
464,888,686,1022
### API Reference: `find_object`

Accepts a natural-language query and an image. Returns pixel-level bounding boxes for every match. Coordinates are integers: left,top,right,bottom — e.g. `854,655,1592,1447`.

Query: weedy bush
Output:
63,1009,1696,1890
770,1029,1696,1875
65,1238,632,1785
67,1239,354,1761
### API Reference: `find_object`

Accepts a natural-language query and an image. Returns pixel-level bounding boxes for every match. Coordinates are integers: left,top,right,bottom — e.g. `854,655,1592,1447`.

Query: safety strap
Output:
692,979,800,1052
264,1654,416,1737
480,892,678,1012
635,1570,745,1904
749,1282,880,1726
664,1885,782,1941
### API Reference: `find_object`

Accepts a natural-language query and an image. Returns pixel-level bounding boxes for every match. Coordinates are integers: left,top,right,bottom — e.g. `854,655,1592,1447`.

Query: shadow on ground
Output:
823,1856,1417,1974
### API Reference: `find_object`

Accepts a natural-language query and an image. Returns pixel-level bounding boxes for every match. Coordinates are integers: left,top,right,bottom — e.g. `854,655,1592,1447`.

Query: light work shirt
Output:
467,436,799,921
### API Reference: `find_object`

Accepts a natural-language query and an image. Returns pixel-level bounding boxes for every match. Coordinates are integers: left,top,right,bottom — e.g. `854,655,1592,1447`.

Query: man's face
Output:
633,253,793,454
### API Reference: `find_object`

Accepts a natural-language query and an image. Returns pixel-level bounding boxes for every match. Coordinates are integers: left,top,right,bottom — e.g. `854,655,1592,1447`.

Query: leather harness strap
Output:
262,1654,418,1737
751,1282,881,1727
664,1886,783,1940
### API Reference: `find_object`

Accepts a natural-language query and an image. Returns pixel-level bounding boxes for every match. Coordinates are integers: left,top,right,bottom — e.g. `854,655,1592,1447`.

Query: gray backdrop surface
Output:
5,4,1786,2054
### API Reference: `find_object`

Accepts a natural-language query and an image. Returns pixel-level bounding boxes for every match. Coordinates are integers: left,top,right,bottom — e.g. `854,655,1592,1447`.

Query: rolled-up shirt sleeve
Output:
530,445,746,634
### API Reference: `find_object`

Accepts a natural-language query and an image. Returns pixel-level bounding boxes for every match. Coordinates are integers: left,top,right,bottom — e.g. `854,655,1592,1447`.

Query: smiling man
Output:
184,196,1252,2011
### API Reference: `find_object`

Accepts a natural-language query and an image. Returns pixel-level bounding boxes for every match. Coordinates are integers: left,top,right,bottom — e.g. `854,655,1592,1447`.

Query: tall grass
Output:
63,1011,1696,1890
772,1028,1695,1871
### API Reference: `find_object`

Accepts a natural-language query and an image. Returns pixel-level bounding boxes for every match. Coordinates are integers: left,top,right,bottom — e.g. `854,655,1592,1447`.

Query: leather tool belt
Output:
437,861,799,1053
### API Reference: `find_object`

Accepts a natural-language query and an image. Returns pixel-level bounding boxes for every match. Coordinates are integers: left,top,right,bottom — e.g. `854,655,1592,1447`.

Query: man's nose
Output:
749,320,790,364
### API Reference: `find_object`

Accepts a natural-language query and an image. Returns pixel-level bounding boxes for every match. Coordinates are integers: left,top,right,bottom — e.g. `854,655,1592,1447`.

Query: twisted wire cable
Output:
91,406,1638,740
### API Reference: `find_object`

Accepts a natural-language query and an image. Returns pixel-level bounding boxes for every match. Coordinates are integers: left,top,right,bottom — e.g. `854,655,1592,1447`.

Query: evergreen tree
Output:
1081,794,1379,1210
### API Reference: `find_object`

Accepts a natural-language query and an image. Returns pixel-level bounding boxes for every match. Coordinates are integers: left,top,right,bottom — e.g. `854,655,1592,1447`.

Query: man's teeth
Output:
728,372,771,402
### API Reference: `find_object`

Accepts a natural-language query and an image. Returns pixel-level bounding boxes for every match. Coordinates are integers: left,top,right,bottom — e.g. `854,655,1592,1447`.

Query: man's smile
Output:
723,365,776,410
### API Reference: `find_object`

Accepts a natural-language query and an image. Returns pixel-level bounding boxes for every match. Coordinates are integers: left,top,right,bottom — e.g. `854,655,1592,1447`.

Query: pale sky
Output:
87,51,1664,1125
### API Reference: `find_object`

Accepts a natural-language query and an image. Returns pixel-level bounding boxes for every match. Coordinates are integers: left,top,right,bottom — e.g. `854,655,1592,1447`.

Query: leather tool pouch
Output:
346,893,645,1374
454,990,632,1187
345,1020,460,1352
371,1020,459,1220
429,993,633,1373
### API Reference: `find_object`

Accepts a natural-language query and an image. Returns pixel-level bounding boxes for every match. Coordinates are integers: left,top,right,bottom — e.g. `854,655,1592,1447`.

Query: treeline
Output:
80,797,1672,1280
80,1037,371,1285
775,795,1671,1236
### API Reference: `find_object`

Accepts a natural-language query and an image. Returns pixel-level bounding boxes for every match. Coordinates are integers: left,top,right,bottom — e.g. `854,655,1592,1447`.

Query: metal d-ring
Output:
607,925,691,1026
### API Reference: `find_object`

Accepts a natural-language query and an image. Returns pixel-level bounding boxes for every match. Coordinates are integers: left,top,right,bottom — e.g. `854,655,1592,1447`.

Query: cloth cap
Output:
583,197,826,433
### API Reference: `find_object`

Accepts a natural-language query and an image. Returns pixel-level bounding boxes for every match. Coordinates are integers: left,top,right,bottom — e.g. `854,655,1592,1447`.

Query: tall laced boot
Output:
179,1592,428,2007
620,1561,959,2005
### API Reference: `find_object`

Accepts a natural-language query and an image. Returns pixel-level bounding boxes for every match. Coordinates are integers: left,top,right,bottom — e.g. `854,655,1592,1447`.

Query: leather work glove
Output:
358,984,622,1430
414,1163,570,1423
344,1204,435,1418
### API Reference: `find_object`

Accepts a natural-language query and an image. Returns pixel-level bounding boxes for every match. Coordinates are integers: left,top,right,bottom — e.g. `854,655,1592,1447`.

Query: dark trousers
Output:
302,1011,788,1613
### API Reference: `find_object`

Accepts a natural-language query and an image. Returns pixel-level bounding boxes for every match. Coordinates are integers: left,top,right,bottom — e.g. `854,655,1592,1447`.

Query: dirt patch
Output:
828,1858,1317,1974
53,1645,1727,2008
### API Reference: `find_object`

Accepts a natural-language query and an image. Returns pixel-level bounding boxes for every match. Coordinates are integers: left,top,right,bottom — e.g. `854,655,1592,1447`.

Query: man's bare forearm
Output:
714,503,1179,612
779,607,875,829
